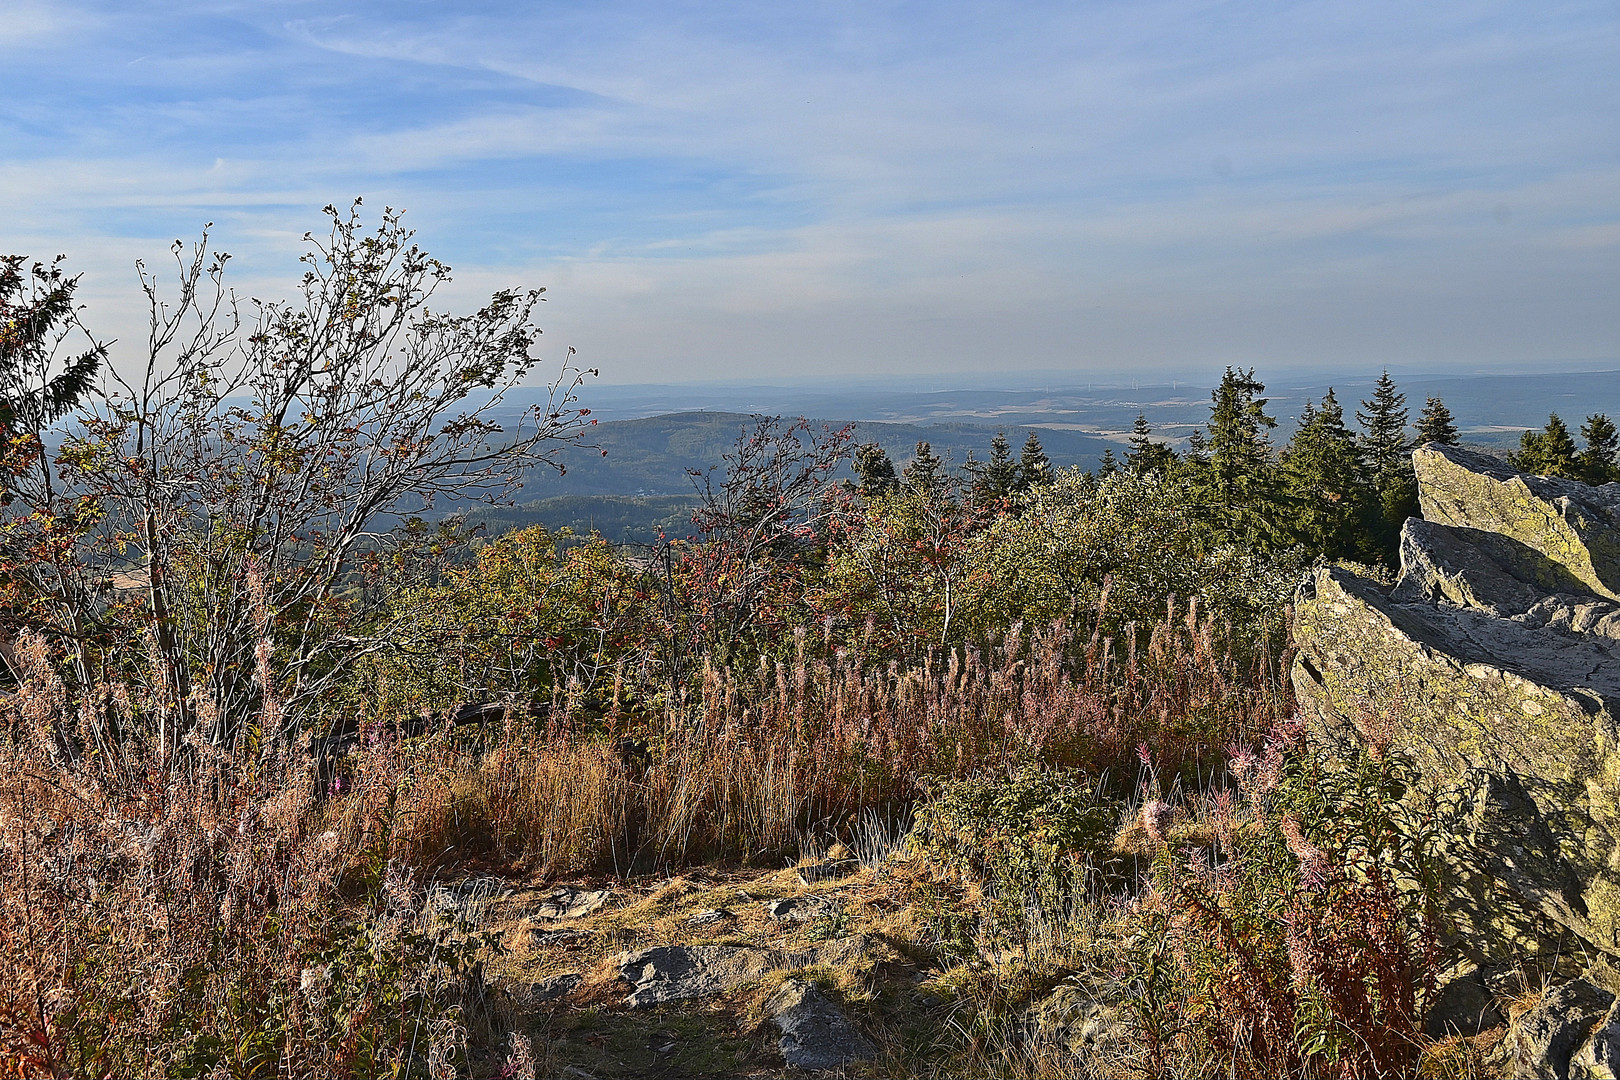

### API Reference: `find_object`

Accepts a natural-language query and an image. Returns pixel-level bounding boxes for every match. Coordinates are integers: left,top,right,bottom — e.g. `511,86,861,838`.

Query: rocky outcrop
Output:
1507,977,1615,1080
1293,443,1620,960
1412,444,1620,601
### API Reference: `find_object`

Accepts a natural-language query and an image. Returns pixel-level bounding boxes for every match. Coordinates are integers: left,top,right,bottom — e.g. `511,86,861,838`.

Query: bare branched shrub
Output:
3,202,595,759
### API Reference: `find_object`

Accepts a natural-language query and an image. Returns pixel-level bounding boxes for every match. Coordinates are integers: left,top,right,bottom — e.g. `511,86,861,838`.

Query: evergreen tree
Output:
1097,446,1119,476
1201,367,1283,548
975,431,1020,504
1356,369,1416,554
903,440,946,497
1183,428,1209,467
1415,396,1459,445
1579,414,1620,485
0,255,105,504
1513,414,1581,480
1356,370,1409,479
852,442,898,498
0,257,103,430
1281,389,1376,561
1017,430,1053,491
1125,412,1176,475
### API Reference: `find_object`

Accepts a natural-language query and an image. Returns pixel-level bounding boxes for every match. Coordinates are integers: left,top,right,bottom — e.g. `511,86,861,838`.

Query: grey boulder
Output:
765,978,876,1071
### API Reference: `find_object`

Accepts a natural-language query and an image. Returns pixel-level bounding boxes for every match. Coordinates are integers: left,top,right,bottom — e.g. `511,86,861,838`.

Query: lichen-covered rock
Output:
531,886,613,921
1507,978,1614,1080
1293,444,1620,961
765,896,838,922
617,939,867,1007
1026,983,1131,1060
1413,444,1620,601
1572,1000,1620,1080
1394,518,1574,617
1294,564,1620,956
1395,517,1620,638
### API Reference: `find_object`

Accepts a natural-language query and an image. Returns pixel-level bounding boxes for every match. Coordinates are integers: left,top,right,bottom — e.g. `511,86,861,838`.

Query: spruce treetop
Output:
1513,413,1580,479
1125,412,1176,476
1357,369,1409,478
1017,430,1053,491
853,441,898,498
1416,396,1459,446
1579,414,1620,485
903,440,945,497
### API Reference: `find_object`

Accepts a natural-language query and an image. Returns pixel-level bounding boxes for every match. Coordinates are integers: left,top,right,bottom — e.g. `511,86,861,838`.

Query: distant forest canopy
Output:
476,367,1620,554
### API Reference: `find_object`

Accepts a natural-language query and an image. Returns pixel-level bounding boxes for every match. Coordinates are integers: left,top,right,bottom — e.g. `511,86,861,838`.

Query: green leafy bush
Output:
910,766,1121,920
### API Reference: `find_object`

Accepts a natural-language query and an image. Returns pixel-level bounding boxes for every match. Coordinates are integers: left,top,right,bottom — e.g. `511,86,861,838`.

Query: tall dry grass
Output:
0,633,508,1079
371,600,1288,876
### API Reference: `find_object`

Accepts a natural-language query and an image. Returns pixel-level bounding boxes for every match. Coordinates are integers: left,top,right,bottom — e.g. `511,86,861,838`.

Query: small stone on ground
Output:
524,971,583,1002
532,886,613,920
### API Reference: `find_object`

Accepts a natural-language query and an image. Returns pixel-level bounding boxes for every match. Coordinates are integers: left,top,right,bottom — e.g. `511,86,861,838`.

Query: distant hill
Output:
526,412,1114,497
456,369,1620,542
459,411,1114,543
496,367,1620,449
460,494,696,547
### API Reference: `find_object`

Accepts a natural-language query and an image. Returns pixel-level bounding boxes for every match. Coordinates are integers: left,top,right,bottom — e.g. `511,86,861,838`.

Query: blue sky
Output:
2,0,1618,384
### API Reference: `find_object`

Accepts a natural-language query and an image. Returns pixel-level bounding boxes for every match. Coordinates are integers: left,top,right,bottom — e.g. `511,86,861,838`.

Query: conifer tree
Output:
1096,446,1119,476
1356,370,1409,479
1356,369,1416,554
903,440,946,497
1017,430,1053,491
1580,415,1620,485
1282,389,1376,561
977,431,1020,503
0,256,103,434
1183,428,1209,467
1514,414,1581,479
852,442,898,497
1200,367,1283,548
1415,396,1459,445
0,256,105,505
1125,412,1176,475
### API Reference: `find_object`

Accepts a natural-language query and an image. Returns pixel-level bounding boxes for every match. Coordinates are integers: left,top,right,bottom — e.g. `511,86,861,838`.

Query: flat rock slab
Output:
524,972,583,1003
618,940,865,1008
685,908,734,926
796,860,860,886
531,887,613,921
766,896,838,922
766,978,876,1071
